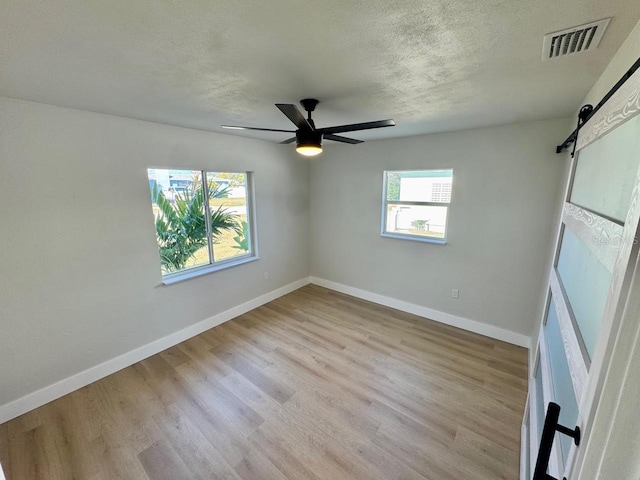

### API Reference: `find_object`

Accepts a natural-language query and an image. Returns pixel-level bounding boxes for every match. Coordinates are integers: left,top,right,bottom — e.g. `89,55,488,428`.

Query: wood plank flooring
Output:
0,285,528,480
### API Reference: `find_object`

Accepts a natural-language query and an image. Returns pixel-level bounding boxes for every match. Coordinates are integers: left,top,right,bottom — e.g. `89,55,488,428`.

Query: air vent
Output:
542,18,611,60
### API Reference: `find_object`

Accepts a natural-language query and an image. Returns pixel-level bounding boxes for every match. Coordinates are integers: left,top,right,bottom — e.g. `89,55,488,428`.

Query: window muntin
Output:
147,169,255,280
382,169,453,242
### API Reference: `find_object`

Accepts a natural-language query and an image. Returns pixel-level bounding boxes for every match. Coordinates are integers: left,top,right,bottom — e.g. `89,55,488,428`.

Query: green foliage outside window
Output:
151,182,240,273
386,171,401,200
232,221,250,252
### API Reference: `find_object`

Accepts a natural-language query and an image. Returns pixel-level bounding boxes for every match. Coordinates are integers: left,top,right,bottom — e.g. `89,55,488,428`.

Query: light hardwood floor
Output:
0,285,528,480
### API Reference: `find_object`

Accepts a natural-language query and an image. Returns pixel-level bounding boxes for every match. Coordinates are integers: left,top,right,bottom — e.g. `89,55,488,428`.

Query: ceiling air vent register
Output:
542,18,611,60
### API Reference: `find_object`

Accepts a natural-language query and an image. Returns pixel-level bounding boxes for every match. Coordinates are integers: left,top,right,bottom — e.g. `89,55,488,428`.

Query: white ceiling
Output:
1,0,639,142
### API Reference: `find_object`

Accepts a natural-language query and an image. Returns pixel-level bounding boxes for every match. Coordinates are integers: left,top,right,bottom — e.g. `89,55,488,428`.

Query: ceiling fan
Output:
222,99,395,157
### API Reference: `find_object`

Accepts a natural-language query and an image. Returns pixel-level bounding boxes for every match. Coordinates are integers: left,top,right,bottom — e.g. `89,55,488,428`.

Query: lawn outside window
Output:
147,168,257,283
381,169,453,244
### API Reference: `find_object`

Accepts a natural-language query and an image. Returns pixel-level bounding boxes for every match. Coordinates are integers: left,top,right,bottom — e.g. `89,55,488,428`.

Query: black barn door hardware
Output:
533,402,581,480
556,55,640,154
570,105,593,158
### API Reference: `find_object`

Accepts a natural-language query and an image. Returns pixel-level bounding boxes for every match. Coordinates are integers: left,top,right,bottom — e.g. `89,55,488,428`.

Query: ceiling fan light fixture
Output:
296,145,323,157
296,130,323,157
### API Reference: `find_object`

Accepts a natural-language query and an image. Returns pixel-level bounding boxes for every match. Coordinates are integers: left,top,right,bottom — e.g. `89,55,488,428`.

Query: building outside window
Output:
382,169,453,243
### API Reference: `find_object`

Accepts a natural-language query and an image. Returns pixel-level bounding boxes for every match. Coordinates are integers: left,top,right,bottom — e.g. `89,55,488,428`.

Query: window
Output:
381,169,453,243
147,169,256,282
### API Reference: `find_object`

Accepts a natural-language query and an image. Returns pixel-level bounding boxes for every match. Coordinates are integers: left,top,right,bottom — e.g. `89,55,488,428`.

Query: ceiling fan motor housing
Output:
296,129,323,148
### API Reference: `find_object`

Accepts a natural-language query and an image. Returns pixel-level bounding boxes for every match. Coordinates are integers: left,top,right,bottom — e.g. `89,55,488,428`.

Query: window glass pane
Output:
206,172,250,263
534,364,545,444
385,204,448,238
545,295,579,465
570,114,640,222
386,169,453,202
147,169,209,274
556,227,612,358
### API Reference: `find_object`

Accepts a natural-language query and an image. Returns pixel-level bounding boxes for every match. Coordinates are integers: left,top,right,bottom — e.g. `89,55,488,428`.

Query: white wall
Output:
0,97,309,408
309,118,570,340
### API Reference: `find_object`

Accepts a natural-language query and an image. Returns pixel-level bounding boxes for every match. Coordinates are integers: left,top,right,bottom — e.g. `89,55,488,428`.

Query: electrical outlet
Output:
451,288,459,299
263,271,269,280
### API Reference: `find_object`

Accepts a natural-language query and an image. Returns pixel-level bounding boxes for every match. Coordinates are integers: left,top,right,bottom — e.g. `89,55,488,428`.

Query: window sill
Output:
161,255,260,285
381,232,447,245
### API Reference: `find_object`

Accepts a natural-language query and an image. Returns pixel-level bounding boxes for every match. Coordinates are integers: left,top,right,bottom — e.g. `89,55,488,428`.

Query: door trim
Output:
562,203,623,273
576,70,640,151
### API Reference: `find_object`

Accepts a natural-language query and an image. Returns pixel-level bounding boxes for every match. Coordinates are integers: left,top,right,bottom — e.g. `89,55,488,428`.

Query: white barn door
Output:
521,69,640,480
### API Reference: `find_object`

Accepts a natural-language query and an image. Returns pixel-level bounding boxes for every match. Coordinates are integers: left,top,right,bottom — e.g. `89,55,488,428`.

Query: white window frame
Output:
380,169,452,244
148,169,259,284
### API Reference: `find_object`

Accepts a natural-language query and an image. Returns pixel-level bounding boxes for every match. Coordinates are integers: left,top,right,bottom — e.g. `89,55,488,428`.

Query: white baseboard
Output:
0,275,530,424
309,277,531,349
0,277,311,424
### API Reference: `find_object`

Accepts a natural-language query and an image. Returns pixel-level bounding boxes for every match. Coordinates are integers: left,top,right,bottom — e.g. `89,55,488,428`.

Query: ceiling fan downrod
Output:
300,98,319,126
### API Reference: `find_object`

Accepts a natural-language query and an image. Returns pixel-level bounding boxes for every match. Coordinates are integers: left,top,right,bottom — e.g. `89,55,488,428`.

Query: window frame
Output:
380,169,452,245
148,168,259,284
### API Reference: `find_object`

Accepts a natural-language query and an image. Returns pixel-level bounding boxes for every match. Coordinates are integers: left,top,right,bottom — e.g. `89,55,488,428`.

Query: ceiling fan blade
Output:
222,125,296,133
280,137,297,144
324,134,363,144
320,119,395,135
275,104,313,130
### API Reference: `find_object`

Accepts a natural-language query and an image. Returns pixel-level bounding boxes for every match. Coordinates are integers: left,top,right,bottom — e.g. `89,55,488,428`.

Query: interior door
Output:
521,69,640,480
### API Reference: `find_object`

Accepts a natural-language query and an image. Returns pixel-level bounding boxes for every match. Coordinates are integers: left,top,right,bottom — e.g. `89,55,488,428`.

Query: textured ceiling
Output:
1,0,639,142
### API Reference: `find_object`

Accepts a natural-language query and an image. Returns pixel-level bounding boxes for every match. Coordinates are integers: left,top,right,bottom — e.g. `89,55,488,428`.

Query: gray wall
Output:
0,98,573,410
309,118,570,338
0,97,309,406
